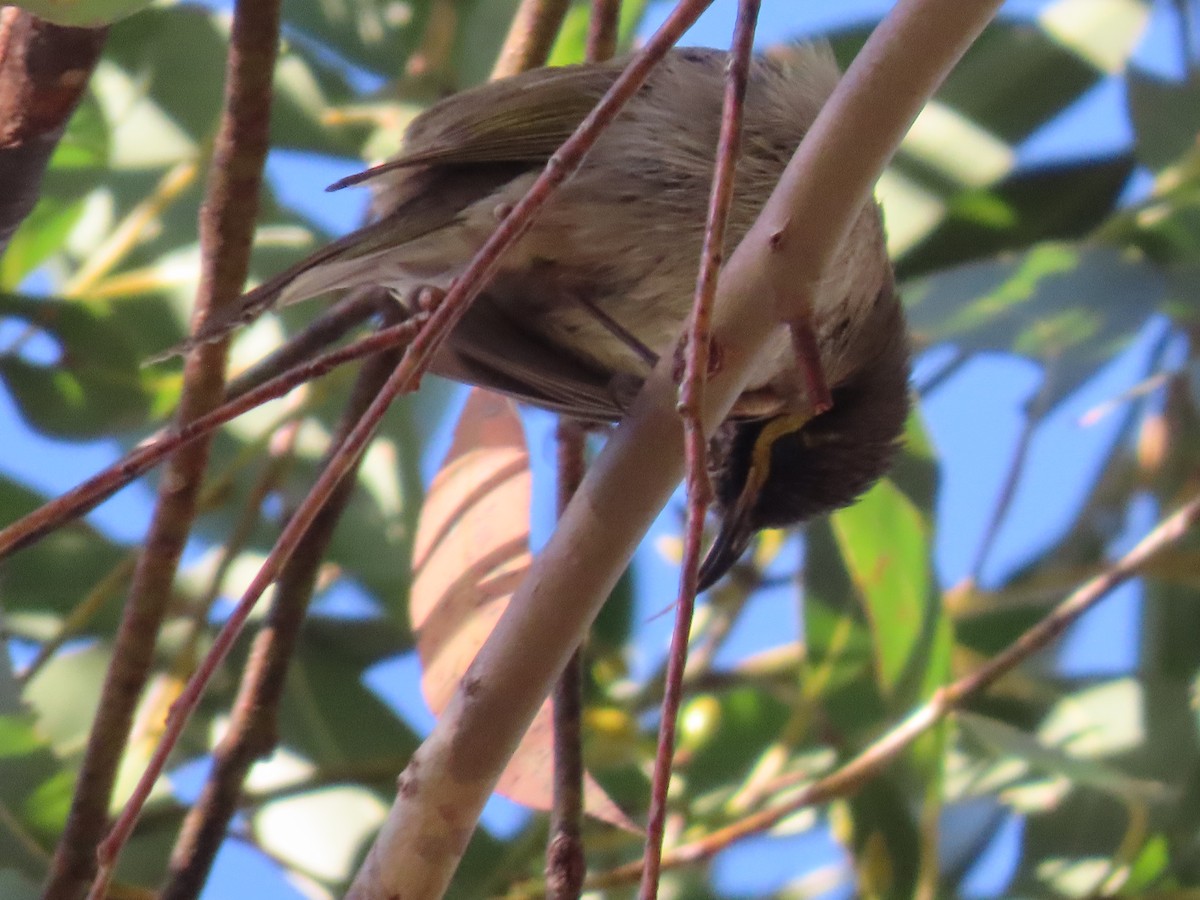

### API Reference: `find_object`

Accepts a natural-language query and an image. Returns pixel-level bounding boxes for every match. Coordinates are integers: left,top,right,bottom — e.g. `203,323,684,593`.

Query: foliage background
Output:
1,0,1200,897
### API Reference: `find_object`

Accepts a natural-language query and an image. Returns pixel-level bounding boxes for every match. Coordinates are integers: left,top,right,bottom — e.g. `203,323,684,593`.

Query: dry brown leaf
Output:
411,387,634,830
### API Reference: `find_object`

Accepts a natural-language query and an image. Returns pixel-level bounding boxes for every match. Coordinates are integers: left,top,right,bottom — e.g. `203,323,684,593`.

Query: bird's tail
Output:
147,217,403,363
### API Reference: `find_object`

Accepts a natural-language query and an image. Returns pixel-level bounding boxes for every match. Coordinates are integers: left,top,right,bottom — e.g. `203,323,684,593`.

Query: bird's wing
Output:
327,61,626,191
431,299,629,423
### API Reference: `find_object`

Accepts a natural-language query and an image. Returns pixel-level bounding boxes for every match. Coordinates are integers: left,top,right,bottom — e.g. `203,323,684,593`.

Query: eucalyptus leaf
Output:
0,293,150,437
831,478,946,705
9,0,153,27
905,242,1164,409
1127,67,1200,172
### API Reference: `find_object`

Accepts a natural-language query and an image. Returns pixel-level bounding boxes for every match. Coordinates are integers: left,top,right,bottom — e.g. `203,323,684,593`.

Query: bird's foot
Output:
787,317,832,416
398,284,446,318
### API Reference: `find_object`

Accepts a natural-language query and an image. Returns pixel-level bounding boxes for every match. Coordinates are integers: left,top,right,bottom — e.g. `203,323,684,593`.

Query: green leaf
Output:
9,0,154,27
832,18,1108,147
831,478,940,702
46,92,109,171
1135,185,1200,266
897,156,1134,277
0,477,128,626
254,786,388,886
0,717,73,880
1127,67,1200,172
802,521,887,736
103,8,228,153
276,639,420,770
281,0,433,80
0,197,86,290
23,644,110,755
837,777,922,898
547,0,651,66
933,20,1108,144
961,708,1171,803
0,870,40,900
678,687,789,794
1125,834,1171,891
0,293,151,437
905,242,1165,409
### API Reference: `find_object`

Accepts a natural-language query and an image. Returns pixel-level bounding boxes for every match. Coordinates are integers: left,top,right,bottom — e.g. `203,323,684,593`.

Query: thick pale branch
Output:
547,4,618,892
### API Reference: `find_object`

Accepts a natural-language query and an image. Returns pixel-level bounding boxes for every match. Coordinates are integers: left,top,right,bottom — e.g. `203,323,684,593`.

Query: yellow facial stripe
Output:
746,412,813,497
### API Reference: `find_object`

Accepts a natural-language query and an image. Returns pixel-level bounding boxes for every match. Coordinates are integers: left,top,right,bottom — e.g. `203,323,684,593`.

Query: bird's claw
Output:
787,318,832,416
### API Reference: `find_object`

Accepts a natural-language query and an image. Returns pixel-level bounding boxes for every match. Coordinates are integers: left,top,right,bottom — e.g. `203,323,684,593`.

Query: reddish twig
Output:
0,317,423,561
223,286,387,398
0,8,107,252
590,491,1200,888
546,6,619,890
159,333,405,900
547,419,589,900
94,2,719,891
639,4,760,898
587,0,622,62
492,0,571,79
46,0,282,896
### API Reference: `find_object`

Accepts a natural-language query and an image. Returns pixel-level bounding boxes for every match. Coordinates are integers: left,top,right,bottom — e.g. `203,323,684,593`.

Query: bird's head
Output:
698,301,911,589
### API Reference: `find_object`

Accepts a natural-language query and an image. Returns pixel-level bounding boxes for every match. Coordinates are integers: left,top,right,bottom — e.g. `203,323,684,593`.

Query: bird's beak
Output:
696,481,757,591
697,413,810,590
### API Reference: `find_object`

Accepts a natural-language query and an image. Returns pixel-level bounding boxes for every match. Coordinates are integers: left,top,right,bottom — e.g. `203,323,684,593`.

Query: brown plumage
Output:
174,45,912,586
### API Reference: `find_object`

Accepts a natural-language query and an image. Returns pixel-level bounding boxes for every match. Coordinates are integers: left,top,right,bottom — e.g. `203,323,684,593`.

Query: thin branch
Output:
588,0,622,63
913,347,966,396
588,490,1200,888
94,3,719,891
547,419,588,900
159,332,405,900
640,1,760,896
492,0,570,79
45,0,283,895
170,412,303,682
0,8,107,253
343,0,1002,897
223,286,387,398
547,6,617,891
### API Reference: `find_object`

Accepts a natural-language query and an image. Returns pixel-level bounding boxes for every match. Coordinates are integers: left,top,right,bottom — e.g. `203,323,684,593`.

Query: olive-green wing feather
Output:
158,165,519,358
328,60,626,191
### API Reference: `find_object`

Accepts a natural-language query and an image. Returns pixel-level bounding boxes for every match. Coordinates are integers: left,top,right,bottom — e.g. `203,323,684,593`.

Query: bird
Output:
173,43,912,589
